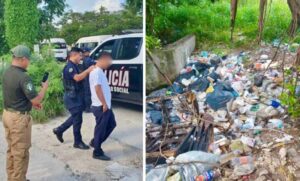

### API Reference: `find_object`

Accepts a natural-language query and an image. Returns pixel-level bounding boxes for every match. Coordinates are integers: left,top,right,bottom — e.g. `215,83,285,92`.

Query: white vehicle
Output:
42,38,67,61
75,35,112,51
90,33,143,105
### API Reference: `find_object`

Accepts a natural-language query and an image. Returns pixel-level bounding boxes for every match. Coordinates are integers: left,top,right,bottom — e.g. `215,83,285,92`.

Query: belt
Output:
5,108,30,115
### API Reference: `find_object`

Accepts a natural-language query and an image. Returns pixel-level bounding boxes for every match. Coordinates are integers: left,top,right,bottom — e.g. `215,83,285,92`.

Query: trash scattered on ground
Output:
146,42,300,180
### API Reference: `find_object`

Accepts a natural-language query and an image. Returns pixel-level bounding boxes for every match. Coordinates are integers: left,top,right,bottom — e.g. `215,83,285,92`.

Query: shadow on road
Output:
112,101,143,112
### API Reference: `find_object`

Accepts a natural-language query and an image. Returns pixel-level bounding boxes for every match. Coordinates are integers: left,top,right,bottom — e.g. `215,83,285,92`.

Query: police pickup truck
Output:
89,33,143,105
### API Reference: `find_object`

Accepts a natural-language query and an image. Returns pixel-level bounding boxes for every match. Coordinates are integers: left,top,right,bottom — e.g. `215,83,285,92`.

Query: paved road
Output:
0,102,143,181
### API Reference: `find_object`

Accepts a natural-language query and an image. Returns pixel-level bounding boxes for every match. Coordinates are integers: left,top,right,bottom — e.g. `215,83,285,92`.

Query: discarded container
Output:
230,140,244,151
254,63,263,71
231,156,253,166
206,84,214,93
254,74,264,87
169,82,184,94
233,163,255,176
267,119,283,129
149,110,163,125
175,151,220,165
270,100,280,108
260,54,269,60
241,136,255,147
253,126,262,135
146,165,168,181
241,117,255,131
220,151,241,165
194,170,221,181
200,51,209,58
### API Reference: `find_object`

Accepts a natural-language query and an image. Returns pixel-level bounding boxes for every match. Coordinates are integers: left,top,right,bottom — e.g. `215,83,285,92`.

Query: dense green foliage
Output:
4,0,40,48
279,68,300,119
147,0,293,47
28,48,65,123
125,0,143,14
0,47,65,123
0,0,8,55
0,0,66,54
57,8,143,44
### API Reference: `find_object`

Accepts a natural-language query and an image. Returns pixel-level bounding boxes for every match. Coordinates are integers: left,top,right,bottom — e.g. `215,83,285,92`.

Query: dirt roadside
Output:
0,102,143,181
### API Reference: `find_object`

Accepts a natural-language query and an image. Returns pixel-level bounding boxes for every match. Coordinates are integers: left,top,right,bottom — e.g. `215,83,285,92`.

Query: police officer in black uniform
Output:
53,47,94,149
78,47,95,112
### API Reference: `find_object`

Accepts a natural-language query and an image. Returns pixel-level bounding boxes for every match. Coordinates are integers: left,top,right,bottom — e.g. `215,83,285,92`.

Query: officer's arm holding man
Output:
73,65,95,82
53,47,94,150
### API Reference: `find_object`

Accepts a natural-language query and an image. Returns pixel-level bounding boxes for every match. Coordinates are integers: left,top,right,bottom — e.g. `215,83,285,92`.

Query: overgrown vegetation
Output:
28,48,65,123
4,0,40,48
147,0,293,48
0,47,65,123
279,67,300,119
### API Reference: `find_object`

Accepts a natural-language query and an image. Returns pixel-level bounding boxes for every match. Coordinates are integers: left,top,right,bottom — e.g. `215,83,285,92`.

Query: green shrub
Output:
4,0,40,48
146,36,161,51
279,67,300,119
0,47,65,123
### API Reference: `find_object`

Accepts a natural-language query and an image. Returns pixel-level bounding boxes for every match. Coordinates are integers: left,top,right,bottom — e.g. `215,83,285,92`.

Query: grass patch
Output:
149,0,293,48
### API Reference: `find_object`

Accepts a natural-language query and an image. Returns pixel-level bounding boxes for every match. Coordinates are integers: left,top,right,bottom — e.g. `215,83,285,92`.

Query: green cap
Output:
11,45,31,59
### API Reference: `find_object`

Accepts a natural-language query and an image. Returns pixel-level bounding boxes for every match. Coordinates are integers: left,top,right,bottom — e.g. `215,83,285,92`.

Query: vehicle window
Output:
53,43,67,49
41,43,66,49
80,42,98,50
115,38,142,60
92,40,115,60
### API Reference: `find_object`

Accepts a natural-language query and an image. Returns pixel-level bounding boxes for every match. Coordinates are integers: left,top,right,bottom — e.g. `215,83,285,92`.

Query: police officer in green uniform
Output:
2,45,48,181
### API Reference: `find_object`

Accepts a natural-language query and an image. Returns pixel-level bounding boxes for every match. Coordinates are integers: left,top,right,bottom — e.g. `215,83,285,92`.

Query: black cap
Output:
70,47,83,53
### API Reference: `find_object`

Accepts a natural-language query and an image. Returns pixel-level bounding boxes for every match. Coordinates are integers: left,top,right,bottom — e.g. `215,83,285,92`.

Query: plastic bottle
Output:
269,99,281,108
194,170,220,181
220,151,240,165
231,156,253,166
267,119,283,129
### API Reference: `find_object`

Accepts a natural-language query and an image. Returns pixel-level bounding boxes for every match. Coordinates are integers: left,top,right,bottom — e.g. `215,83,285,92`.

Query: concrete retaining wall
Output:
146,34,196,93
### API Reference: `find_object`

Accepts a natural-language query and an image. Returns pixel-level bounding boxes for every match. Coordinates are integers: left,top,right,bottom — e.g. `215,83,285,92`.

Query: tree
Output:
230,0,300,42
125,0,143,14
37,0,66,40
4,0,40,48
0,0,8,54
287,0,300,37
57,8,142,44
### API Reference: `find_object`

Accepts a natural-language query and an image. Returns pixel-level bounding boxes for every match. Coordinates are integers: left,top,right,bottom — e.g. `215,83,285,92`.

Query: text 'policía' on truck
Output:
90,33,143,106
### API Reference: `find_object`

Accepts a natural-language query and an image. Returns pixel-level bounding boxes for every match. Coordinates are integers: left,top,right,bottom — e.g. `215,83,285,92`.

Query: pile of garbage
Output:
146,42,300,181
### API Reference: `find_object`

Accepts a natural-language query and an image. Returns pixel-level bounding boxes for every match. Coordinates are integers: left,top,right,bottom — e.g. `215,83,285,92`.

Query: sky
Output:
65,0,126,12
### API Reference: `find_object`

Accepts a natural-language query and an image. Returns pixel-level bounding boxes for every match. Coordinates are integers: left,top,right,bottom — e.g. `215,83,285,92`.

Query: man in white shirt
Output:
89,52,116,160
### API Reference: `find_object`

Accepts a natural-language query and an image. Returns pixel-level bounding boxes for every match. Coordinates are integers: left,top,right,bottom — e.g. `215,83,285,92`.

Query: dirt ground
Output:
0,102,143,181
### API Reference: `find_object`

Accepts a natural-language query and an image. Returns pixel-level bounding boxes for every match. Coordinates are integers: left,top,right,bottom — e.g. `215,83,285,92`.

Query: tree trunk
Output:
287,0,300,37
230,0,238,41
258,0,268,44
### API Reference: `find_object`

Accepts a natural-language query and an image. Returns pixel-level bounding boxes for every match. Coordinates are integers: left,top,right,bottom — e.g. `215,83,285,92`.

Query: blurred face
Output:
102,56,112,69
97,55,112,69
